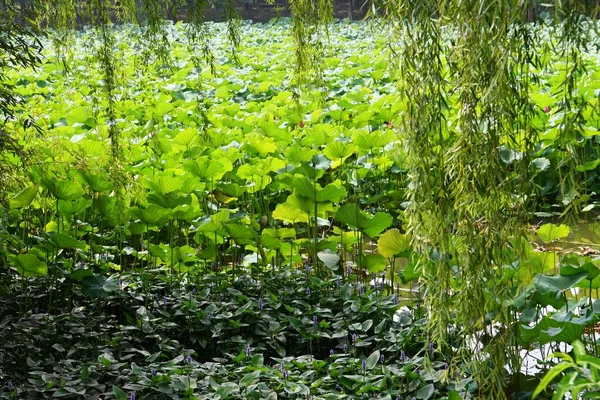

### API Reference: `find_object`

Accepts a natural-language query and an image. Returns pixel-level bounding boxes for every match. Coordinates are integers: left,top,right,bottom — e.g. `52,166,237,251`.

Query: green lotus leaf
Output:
300,128,332,148
262,231,282,249
198,209,230,233
335,204,392,237
225,224,256,245
94,194,116,217
323,141,357,166
180,175,205,193
170,245,198,265
69,268,94,280
320,184,347,203
561,262,600,282
243,136,277,156
576,158,600,172
9,186,38,209
308,154,331,170
128,222,146,236
272,203,307,224
129,204,172,226
41,179,84,201
148,243,168,260
78,139,107,157
147,192,191,209
364,254,386,273
218,183,246,198
292,176,347,203
12,253,47,277
537,223,570,243
238,157,285,180
351,130,390,151
533,272,588,294
285,144,316,164
145,174,185,195
400,259,421,283
378,229,411,258
80,172,114,193
172,128,198,147
236,163,262,180
66,106,93,125
335,203,368,230
284,192,334,218
186,158,233,181
518,316,585,346
275,227,296,239
58,198,92,215
49,232,87,249
152,101,174,118
292,176,317,199
258,120,292,142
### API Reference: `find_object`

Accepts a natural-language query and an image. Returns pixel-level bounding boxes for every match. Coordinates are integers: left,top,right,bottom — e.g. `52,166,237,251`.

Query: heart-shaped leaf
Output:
365,350,380,370
239,370,261,387
82,275,119,297
417,383,435,400
317,249,340,270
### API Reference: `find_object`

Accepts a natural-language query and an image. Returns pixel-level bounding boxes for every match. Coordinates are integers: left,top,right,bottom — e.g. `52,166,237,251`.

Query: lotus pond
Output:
2,18,600,399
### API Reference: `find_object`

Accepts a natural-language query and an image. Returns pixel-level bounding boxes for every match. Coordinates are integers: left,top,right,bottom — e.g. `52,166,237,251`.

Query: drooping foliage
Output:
389,1,595,397
0,0,43,201
394,1,537,395
288,0,333,93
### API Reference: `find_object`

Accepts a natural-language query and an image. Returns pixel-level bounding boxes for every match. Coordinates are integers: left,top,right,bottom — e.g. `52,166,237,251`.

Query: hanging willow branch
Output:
187,0,216,75
288,0,333,95
443,1,536,396
0,0,43,203
85,0,121,161
40,0,76,72
140,0,173,69
223,0,242,64
390,0,588,397
187,0,216,139
552,1,592,216
395,0,450,351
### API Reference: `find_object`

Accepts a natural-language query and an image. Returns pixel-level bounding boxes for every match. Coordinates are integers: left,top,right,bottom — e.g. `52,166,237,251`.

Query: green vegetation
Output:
1,0,600,398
